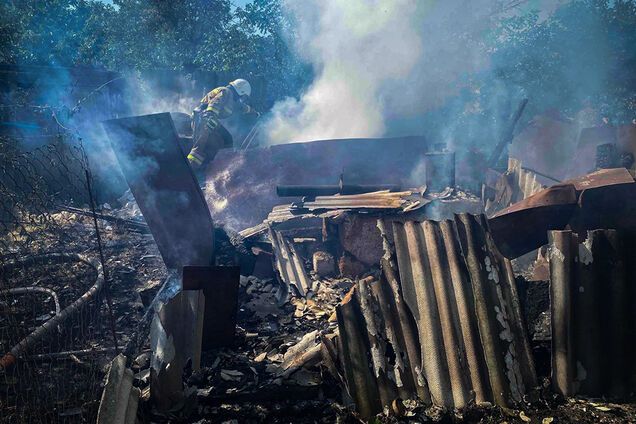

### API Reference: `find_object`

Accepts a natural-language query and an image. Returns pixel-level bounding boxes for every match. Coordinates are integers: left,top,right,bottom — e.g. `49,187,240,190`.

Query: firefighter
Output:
187,78,255,168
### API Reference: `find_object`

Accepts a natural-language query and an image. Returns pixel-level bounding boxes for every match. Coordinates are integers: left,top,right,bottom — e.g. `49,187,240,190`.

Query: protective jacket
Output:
200,86,252,119
187,86,252,168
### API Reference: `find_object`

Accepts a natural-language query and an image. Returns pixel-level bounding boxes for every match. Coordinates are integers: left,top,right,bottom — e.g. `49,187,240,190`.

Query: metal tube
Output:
276,184,401,197
548,230,574,397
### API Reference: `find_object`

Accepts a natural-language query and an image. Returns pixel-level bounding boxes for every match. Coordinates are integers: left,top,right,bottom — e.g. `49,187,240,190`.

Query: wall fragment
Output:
392,214,536,408
336,214,537,417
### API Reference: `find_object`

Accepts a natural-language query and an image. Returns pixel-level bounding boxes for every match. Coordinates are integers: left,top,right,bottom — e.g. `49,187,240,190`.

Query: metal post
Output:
85,169,120,354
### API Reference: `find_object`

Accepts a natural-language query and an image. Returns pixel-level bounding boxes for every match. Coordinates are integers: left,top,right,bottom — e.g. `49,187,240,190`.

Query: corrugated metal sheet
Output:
337,276,427,419
336,214,537,417
509,158,545,200
485,158,544,217
548,229,636,399
391,214,536,408
269,225,312,297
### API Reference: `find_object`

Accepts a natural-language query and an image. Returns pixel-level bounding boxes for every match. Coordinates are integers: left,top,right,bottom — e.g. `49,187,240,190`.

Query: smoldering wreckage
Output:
4,99,636,424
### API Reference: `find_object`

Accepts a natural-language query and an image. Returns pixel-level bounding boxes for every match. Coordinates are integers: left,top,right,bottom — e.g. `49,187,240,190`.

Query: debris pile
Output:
6,114,636,423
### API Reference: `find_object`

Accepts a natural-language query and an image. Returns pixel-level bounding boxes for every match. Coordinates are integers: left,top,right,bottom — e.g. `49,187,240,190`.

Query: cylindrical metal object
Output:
276,183,401,197
548,230,574,397
424,152,455,192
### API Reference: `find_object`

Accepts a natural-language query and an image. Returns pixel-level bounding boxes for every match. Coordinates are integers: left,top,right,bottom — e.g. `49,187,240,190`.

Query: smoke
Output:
263,0,570,145
263,0,495,144
264,0,423,143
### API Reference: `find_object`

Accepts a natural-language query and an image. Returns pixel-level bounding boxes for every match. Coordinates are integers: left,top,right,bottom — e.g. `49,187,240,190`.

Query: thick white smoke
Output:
263,0,565,145
264,0,423,143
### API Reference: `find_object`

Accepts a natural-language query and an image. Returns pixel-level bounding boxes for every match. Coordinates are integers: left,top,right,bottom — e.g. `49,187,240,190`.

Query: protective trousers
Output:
187,114,232,168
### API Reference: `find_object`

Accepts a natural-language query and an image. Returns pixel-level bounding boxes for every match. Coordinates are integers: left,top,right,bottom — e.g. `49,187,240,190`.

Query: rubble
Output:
7,114,636,423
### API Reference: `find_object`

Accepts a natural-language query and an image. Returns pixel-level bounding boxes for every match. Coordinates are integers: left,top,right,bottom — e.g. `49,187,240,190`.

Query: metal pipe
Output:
276,183,401,197
0,286,61,316
548,230,574,396
0,253,105,371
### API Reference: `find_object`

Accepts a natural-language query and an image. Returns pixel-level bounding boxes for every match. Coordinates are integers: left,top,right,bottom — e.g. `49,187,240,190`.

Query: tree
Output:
490,0,636,123
0,0,309,107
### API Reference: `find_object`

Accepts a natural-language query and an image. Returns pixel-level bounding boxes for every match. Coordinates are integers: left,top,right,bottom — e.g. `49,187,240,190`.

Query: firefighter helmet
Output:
229,78,251,98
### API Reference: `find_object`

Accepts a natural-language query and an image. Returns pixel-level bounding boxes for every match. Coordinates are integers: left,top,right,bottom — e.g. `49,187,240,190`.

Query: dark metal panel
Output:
183,266,240,349
549,229,636,399
103,113,214,268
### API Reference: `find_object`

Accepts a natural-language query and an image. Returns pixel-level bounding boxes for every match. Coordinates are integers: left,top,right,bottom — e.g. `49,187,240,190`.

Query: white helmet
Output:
229,78,251,98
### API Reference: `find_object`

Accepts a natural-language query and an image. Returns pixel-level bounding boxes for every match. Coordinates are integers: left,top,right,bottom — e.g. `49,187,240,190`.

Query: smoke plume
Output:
263,0,565,145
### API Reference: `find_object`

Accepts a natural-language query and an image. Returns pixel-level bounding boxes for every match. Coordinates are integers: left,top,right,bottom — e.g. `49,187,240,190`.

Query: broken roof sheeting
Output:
269,226,312,297
489,168,636,258
337,277,427,419
485,158,545,217
549,229,636,399
392,214,537,408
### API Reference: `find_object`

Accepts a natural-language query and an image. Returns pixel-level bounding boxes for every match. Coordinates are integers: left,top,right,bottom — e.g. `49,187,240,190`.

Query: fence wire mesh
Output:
0,135,117,423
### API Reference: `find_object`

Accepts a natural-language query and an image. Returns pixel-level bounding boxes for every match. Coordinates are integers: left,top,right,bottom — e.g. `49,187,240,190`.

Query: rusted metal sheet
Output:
489,168,636,258
567,167,634,190
485,158,545,217
391,214,536,408
103,113,214,268
548,229,636,399
489,184,577,258
182,266,240,349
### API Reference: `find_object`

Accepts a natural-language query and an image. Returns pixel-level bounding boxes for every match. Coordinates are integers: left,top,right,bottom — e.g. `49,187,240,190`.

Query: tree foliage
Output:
490,0,636,123
0,0,307,104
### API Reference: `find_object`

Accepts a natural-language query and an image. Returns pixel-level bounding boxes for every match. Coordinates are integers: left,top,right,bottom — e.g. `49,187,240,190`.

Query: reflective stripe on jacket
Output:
200,86,250,119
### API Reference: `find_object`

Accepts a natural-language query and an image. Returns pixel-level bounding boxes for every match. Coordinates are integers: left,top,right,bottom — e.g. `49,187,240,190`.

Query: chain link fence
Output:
0,135,119,423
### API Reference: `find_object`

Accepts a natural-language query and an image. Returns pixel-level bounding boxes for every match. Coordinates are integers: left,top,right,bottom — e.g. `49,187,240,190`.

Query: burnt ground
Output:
2,207,636,423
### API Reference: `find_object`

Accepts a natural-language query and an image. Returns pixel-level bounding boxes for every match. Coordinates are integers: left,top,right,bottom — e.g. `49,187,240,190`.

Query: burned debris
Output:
2,4,636,421
4,116,636,422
